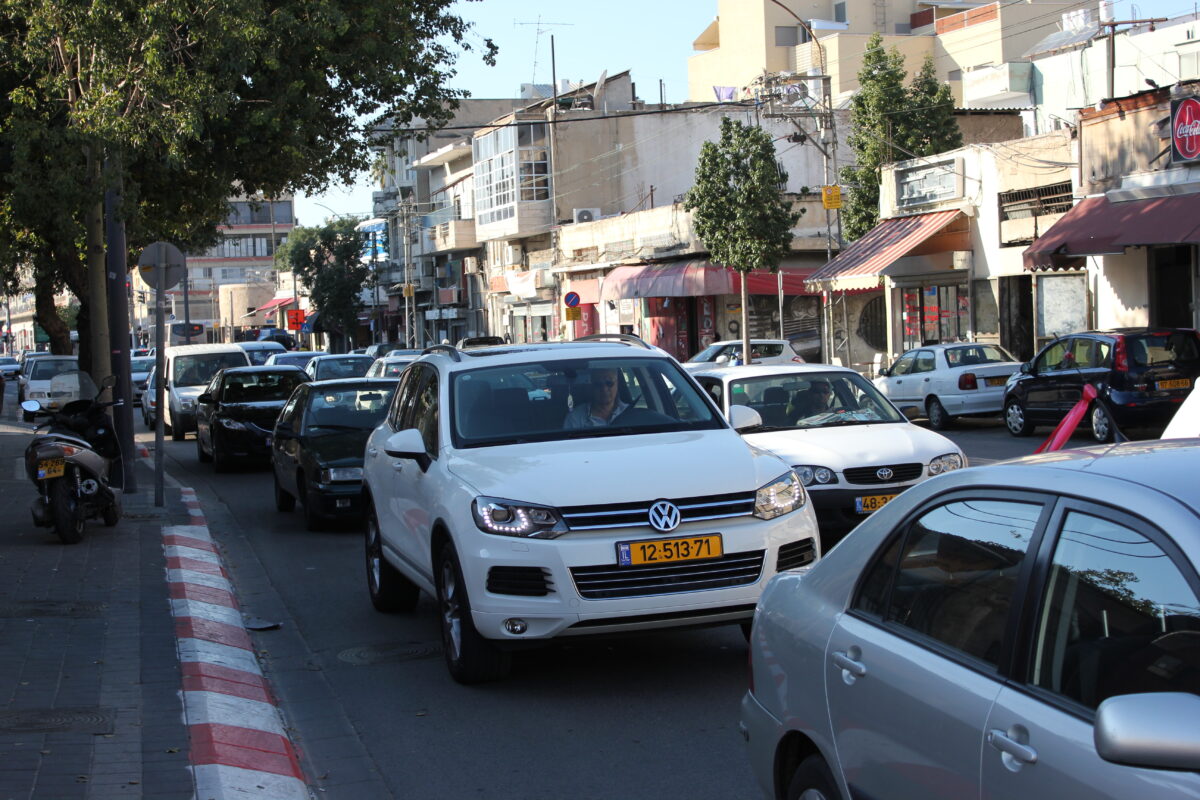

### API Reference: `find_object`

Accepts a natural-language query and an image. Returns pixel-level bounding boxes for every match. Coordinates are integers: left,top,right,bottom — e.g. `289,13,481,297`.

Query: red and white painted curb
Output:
165,487,308,799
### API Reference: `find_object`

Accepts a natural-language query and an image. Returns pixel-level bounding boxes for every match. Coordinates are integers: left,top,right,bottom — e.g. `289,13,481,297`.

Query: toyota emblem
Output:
648,500,681,532
876,467,894,481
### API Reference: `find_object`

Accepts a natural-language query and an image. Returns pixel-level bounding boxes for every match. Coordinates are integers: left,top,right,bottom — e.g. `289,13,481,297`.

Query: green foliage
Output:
683,117,799,273
275,219,370,341
904,55,963,160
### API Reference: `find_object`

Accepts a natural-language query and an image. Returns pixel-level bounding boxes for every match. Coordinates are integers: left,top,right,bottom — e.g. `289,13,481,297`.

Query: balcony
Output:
962,61,1032,108
422,205,479,253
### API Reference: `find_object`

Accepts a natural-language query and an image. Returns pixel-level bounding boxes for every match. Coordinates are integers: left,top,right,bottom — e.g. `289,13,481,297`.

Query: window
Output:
388,367,419,430
834,2,846,22
1031,511,1200,709
775,26,799,47
410,369,439,456
890,352,916,376
998,182,1074,223
1035,339,1072,372
855,499,1042,666
474,123,548,226
913,350,936,373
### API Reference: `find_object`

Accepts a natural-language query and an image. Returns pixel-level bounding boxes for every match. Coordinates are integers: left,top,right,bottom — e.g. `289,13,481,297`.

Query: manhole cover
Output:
337,642,442,666
0,601,105,619
0,708,115,734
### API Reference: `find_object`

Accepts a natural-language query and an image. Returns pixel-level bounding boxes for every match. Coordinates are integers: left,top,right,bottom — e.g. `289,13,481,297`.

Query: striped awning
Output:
806,209,964,292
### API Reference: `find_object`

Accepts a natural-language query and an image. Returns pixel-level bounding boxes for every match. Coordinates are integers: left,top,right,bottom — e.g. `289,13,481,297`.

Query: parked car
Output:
194,365,309,470
365,354,419,378
692,364,964,548
363,339,820,683
683,339,806,371
16,351,55,403
873,342,1023,429
742,439,1200,800
271,377,398,529
237,340,287,366
265,351,325,370
1004,328,1200,442
141,366,159,428
256,328,296,349
456,336,505,349
304,354,374,382
162,344,252,440
130,355,155,404
349,347,368,355
363,341,405,359
0,355,19,378
20,356,80,421
384,348,422,358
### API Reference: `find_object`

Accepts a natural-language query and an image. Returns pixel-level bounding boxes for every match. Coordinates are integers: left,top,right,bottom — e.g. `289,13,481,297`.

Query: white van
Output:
162,344,250,440
236,340,287,366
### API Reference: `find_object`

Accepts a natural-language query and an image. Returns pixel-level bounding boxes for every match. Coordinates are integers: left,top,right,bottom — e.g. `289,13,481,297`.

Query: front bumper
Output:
171,409,197,432
216,424,272,459
809,484,918,531
448,507,821,642
310,482,367,518
741,690,784,800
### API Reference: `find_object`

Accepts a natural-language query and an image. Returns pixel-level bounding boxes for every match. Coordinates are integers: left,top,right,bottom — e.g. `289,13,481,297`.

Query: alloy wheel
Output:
440,558,463,662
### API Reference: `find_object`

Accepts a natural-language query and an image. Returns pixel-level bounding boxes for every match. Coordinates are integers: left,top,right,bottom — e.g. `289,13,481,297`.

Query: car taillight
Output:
958,372,978,391
1114,336,1128,372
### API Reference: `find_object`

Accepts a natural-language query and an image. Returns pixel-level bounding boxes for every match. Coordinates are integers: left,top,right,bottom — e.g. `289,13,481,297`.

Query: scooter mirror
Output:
101,374,117,389
20,399,41,413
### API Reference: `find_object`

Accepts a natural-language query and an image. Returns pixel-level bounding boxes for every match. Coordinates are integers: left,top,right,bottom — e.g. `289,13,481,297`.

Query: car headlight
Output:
754,471,806,520
217,418,247,431
472,497,567,539
928,452,965,475
320,467,363,483
793,465,838,486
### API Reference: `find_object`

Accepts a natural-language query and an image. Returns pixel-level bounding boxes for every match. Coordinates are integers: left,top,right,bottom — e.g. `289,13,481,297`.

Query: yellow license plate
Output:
985,376,1008,386
617,534,723,567
1158,378,1191,390
37,458,64,480
855,494,897,514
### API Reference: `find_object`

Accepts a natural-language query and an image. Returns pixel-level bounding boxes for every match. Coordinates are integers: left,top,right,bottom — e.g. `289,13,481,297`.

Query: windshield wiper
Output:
307,424,363,432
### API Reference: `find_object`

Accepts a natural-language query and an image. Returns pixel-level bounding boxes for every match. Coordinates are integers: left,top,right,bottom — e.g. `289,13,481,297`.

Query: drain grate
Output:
0,707,115,734
337,642,442,666
0,601,105,619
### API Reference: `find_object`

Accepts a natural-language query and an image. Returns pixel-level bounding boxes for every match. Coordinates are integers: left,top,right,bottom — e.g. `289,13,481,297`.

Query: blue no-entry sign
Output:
564,292,581,308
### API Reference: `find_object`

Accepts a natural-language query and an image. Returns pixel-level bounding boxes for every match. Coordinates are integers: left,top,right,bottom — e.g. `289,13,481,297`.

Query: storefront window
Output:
902,285,970,350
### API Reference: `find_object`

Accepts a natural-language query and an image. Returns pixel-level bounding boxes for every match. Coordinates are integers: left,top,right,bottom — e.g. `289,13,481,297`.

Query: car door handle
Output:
832,651,866,678
391,462,404,472
367,447,378,457
987,730,1037,764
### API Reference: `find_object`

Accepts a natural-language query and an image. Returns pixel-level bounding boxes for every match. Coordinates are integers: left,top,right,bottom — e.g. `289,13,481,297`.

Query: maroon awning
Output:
805,209,964,291
1024,193,1200,270
600,260,816,301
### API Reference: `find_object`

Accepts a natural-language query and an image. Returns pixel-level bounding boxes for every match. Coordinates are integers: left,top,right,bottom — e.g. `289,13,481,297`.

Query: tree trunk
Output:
740,271,751,366
34,279,72,355
85,149,110,384
76,301,91,371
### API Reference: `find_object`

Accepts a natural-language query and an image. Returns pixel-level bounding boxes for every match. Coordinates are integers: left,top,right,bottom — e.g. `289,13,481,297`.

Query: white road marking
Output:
192,764,308,800
182,691,286,737
166,569,233,594
175,637,262,675
169,598,243,628
164,544,221,565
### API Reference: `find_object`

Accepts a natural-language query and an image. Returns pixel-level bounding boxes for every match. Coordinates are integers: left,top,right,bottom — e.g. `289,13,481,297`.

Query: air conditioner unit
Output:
463,256,479,274
573,208,601,224
505,245,524,266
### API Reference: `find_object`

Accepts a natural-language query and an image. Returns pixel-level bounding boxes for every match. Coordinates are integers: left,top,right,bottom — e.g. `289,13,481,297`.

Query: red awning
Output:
252,297,294,315
806,209,964,292
1024,194,1200,270
600,260,816,301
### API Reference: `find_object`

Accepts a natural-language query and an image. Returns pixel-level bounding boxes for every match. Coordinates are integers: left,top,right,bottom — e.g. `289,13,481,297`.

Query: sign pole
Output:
153,246,166,506
104,179,137,494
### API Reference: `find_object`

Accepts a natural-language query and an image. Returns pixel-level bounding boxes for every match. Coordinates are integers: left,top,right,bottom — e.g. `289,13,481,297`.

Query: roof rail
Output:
574,333,653,350
421,344,462,362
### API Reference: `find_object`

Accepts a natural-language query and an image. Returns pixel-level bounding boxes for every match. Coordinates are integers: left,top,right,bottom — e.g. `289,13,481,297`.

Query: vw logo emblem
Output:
648,500,681,533
876,467,894,481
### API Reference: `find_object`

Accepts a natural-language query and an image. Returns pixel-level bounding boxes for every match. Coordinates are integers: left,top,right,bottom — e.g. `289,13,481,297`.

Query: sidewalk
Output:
0,388,193,799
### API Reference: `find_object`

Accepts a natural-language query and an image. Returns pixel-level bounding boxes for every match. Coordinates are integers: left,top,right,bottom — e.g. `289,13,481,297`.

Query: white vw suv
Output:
362,336,820,683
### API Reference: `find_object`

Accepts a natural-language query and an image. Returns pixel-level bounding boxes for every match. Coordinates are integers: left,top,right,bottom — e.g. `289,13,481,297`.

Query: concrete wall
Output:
1094,251,1150,328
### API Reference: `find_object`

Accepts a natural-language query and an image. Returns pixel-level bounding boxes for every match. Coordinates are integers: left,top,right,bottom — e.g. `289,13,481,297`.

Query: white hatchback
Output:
21,356,80,421
873,342,1023,429
363,338,819,683
691,364,965,549
683,339,806,371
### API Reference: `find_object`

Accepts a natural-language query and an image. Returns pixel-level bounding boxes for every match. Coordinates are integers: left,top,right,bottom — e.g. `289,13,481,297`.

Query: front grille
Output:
486,566,553,597
777,539,817,572
843,463,923,485
559,492,755,531
570,550,764,599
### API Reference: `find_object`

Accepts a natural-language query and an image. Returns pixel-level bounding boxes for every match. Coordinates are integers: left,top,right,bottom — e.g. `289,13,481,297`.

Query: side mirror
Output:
1020,362,1032,375
727,404,763,431
715,354,731,365
384,428,427,459
101,375,117,389
21,399,41,413
878,366,891,377
1095,692,1200,770
196,392,213,405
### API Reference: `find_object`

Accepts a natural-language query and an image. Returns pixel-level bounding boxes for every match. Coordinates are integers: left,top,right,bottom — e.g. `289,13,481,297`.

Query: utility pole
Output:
1101,16,1167,99
402,200,413,348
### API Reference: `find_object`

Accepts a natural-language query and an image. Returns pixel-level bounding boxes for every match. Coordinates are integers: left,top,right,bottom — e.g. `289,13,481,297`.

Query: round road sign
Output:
136,242,186,290
564,291,580,308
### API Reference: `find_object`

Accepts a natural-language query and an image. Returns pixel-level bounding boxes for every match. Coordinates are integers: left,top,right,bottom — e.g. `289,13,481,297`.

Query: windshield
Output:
31,359,80,381
273,353,319,369
452,357,724,448
730,371,904,429
244,347,282,366
222,370,307,403
0,357,16,366
130,357,155,373
944,344,1016,367
314,356,374,380
173,352,249,386
302,385,396,433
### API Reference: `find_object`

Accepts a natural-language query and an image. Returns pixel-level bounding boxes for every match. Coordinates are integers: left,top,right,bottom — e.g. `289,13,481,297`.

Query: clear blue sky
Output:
294,0,717,225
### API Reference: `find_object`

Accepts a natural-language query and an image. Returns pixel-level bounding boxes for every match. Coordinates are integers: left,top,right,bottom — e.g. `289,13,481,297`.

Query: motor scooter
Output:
21,371,123,543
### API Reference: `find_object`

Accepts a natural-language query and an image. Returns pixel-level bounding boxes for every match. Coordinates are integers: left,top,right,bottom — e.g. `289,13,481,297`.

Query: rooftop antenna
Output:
514,17,573,95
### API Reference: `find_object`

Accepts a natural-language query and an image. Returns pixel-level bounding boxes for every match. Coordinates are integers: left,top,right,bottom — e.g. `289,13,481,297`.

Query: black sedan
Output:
195,366,309,470
270,378,398,530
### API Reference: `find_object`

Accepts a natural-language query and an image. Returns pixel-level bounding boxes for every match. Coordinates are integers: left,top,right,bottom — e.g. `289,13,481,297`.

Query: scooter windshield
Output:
49,370,98,406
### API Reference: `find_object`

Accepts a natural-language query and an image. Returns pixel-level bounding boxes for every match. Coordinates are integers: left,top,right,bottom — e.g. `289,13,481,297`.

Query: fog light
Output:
503,618,528,635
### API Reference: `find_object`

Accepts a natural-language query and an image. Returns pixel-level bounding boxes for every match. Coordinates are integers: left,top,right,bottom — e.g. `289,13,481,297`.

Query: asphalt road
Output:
140,414,1147,799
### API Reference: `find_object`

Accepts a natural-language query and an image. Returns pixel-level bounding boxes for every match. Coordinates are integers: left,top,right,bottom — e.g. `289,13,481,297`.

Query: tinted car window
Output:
1030,511,1200,709
221,371,306,403
1035,339,1072,372
855,499,1043,666
411,370,439,455
1129,330,1200,366
944,345,1014,366
890,352,916,376
303,385,397,433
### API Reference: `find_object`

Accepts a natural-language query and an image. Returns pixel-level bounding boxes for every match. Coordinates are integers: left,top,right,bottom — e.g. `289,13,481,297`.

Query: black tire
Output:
785,754,843,800
102,502,120,527
1004,399,1034,437
50,477,85,544
273,469,295,512
169,412,183,441
211,431,230,473
365,505,418,612
436,540,511,684
196,430,212,463
926,396,953,430
1091,402,1114,443
300,476,323,531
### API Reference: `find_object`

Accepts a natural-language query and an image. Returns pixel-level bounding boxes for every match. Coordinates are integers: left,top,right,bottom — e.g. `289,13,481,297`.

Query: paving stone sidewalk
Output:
0,387,193,800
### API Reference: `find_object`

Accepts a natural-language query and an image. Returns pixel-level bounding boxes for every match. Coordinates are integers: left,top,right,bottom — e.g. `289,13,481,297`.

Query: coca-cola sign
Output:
1172,97,1200,162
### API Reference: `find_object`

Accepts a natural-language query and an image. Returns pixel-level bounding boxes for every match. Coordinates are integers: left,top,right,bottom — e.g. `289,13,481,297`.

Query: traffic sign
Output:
286,309,306,331
821,185,842,210
564,291,581,308
565,307,582,321
136,242,186,290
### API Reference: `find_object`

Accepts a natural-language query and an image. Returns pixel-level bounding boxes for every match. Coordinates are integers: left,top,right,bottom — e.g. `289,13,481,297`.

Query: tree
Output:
685,117,800,364
275,220,369,353
904,55,963,159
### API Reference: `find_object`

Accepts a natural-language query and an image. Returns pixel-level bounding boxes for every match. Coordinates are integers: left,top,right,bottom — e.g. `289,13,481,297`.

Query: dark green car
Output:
270,377,399,530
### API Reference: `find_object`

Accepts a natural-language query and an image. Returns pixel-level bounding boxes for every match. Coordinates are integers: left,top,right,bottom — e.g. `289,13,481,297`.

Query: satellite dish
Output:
592,70,608,112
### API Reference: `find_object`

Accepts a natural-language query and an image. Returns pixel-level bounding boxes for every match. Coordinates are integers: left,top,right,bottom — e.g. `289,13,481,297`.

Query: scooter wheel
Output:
50,479,85,544
102,503,120,527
